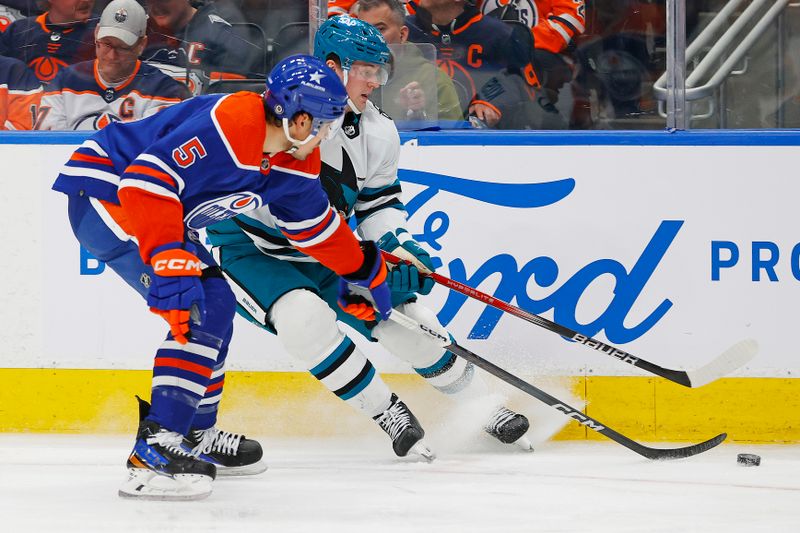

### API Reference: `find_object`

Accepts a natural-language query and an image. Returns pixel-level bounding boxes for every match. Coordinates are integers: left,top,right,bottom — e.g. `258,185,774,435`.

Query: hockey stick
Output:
382,251,757,388
387,310,726,460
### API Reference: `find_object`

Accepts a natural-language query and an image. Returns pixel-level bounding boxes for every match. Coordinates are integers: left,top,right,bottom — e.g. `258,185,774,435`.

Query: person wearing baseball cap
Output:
36,0,190,130
92,0,148,84
96,0,147,48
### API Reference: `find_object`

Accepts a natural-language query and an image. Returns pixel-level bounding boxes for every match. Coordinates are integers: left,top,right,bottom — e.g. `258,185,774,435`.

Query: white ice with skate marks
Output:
2,391,799,533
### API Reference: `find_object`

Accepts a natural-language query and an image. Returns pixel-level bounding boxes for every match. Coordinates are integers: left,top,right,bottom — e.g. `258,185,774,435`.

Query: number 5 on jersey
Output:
172,136,207,168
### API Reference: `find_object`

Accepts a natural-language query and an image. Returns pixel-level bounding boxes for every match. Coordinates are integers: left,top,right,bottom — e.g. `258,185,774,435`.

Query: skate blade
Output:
409,441,436,463
216,460,268,477
513,436,534,452
118,468,213,501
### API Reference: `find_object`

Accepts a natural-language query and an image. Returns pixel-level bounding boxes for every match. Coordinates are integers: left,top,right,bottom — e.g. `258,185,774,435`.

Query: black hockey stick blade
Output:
388,310,727,460
446,341,727,460
381,251,757,388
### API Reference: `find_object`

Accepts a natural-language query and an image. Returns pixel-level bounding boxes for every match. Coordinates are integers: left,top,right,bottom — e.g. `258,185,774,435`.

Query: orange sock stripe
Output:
154,357,213,379
206,379,225,393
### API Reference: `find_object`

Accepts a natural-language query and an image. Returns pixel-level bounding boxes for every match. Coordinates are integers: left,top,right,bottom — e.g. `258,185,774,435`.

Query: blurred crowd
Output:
0,0,682,131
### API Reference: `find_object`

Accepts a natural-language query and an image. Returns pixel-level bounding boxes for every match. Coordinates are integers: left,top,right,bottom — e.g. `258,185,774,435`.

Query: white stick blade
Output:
687,338,758,387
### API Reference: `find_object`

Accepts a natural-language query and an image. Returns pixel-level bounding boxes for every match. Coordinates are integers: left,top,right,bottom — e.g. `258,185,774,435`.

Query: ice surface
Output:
0,433,798,533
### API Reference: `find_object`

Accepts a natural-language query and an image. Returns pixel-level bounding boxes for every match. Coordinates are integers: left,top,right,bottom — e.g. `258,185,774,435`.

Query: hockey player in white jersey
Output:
207,16,532,459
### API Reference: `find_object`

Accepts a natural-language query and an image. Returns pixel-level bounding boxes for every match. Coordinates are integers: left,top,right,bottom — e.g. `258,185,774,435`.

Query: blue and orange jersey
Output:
0,12,96,83
36,60,190,130
0,55,42,130
142,4,263,81
479,0,586,54
52,91,364,274
406,1,539,109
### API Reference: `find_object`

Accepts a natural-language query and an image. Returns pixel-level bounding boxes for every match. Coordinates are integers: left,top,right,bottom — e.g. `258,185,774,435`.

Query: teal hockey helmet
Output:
313,15,391,71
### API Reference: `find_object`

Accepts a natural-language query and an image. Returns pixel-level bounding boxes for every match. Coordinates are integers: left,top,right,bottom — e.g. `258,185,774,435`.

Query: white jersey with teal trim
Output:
231,100,409,262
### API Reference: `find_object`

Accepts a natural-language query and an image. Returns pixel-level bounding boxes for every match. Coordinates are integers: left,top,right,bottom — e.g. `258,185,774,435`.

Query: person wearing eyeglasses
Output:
36,0,190,131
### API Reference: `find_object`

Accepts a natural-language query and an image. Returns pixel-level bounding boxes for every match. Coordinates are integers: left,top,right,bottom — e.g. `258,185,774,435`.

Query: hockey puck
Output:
737,453,761,466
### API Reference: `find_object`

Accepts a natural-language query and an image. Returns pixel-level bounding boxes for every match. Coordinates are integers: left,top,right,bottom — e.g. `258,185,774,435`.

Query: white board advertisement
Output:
1,140,796,377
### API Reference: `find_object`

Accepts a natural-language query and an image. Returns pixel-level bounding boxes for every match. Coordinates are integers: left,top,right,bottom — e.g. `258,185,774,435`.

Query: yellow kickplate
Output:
2,369,798,443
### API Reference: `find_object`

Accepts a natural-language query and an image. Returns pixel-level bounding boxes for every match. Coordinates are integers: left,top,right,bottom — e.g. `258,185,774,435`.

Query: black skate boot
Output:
373,394,435,461
184,427,268,476
119,417,216,500
485,406,533,451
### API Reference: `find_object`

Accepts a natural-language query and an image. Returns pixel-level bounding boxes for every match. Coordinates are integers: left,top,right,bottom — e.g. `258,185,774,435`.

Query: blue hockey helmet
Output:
314,15,391,71
264,54,348,123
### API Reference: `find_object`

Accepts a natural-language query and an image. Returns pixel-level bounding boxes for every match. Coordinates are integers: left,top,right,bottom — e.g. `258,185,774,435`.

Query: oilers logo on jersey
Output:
75,112,121,130
184,192,264,229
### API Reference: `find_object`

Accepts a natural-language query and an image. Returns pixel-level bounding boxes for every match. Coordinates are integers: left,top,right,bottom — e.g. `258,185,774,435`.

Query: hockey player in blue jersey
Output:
52,54,394,500
207,16,532,461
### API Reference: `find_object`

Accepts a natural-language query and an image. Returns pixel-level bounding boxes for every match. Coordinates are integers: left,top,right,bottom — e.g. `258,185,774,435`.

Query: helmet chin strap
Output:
342,69,361,113
282,118,314,153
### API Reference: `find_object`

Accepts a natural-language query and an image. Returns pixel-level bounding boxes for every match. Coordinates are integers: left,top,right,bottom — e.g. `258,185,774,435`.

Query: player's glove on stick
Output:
338,240,393,321
147,242,206,345
377,229,435,295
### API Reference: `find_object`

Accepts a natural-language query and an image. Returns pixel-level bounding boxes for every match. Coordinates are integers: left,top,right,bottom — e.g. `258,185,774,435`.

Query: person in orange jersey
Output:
0,0,97,83
0,55,42,129
36,0,190,130
479,0,583,114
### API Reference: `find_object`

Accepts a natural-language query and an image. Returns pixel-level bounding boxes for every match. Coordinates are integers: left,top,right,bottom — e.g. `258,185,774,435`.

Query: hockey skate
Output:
184,427,268,476
485,406,534,451
119,419,216,501
374,394,435,462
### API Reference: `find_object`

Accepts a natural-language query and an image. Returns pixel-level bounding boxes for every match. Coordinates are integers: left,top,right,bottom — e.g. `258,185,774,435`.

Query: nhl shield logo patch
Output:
260,157,270,173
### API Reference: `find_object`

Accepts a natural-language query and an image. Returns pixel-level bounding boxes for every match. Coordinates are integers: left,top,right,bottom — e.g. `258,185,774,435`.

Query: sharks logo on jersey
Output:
320,148,358,216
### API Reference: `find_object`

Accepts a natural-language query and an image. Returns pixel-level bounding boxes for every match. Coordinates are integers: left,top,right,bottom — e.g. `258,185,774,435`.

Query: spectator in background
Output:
142,0,264,95
36,0,190,130
406,0,562,129
2,0,45,33
480,0,584,112
328,0,358,17
355,0,462,123
0,0,97,83
0,55,42,129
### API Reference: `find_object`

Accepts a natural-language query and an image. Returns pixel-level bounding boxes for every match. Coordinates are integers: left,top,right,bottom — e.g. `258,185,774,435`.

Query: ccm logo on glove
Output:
152,252,202,276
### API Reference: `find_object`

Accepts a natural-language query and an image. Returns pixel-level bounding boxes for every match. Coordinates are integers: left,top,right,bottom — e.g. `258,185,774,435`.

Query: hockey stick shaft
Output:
382,251,756,388
387,310,726,460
